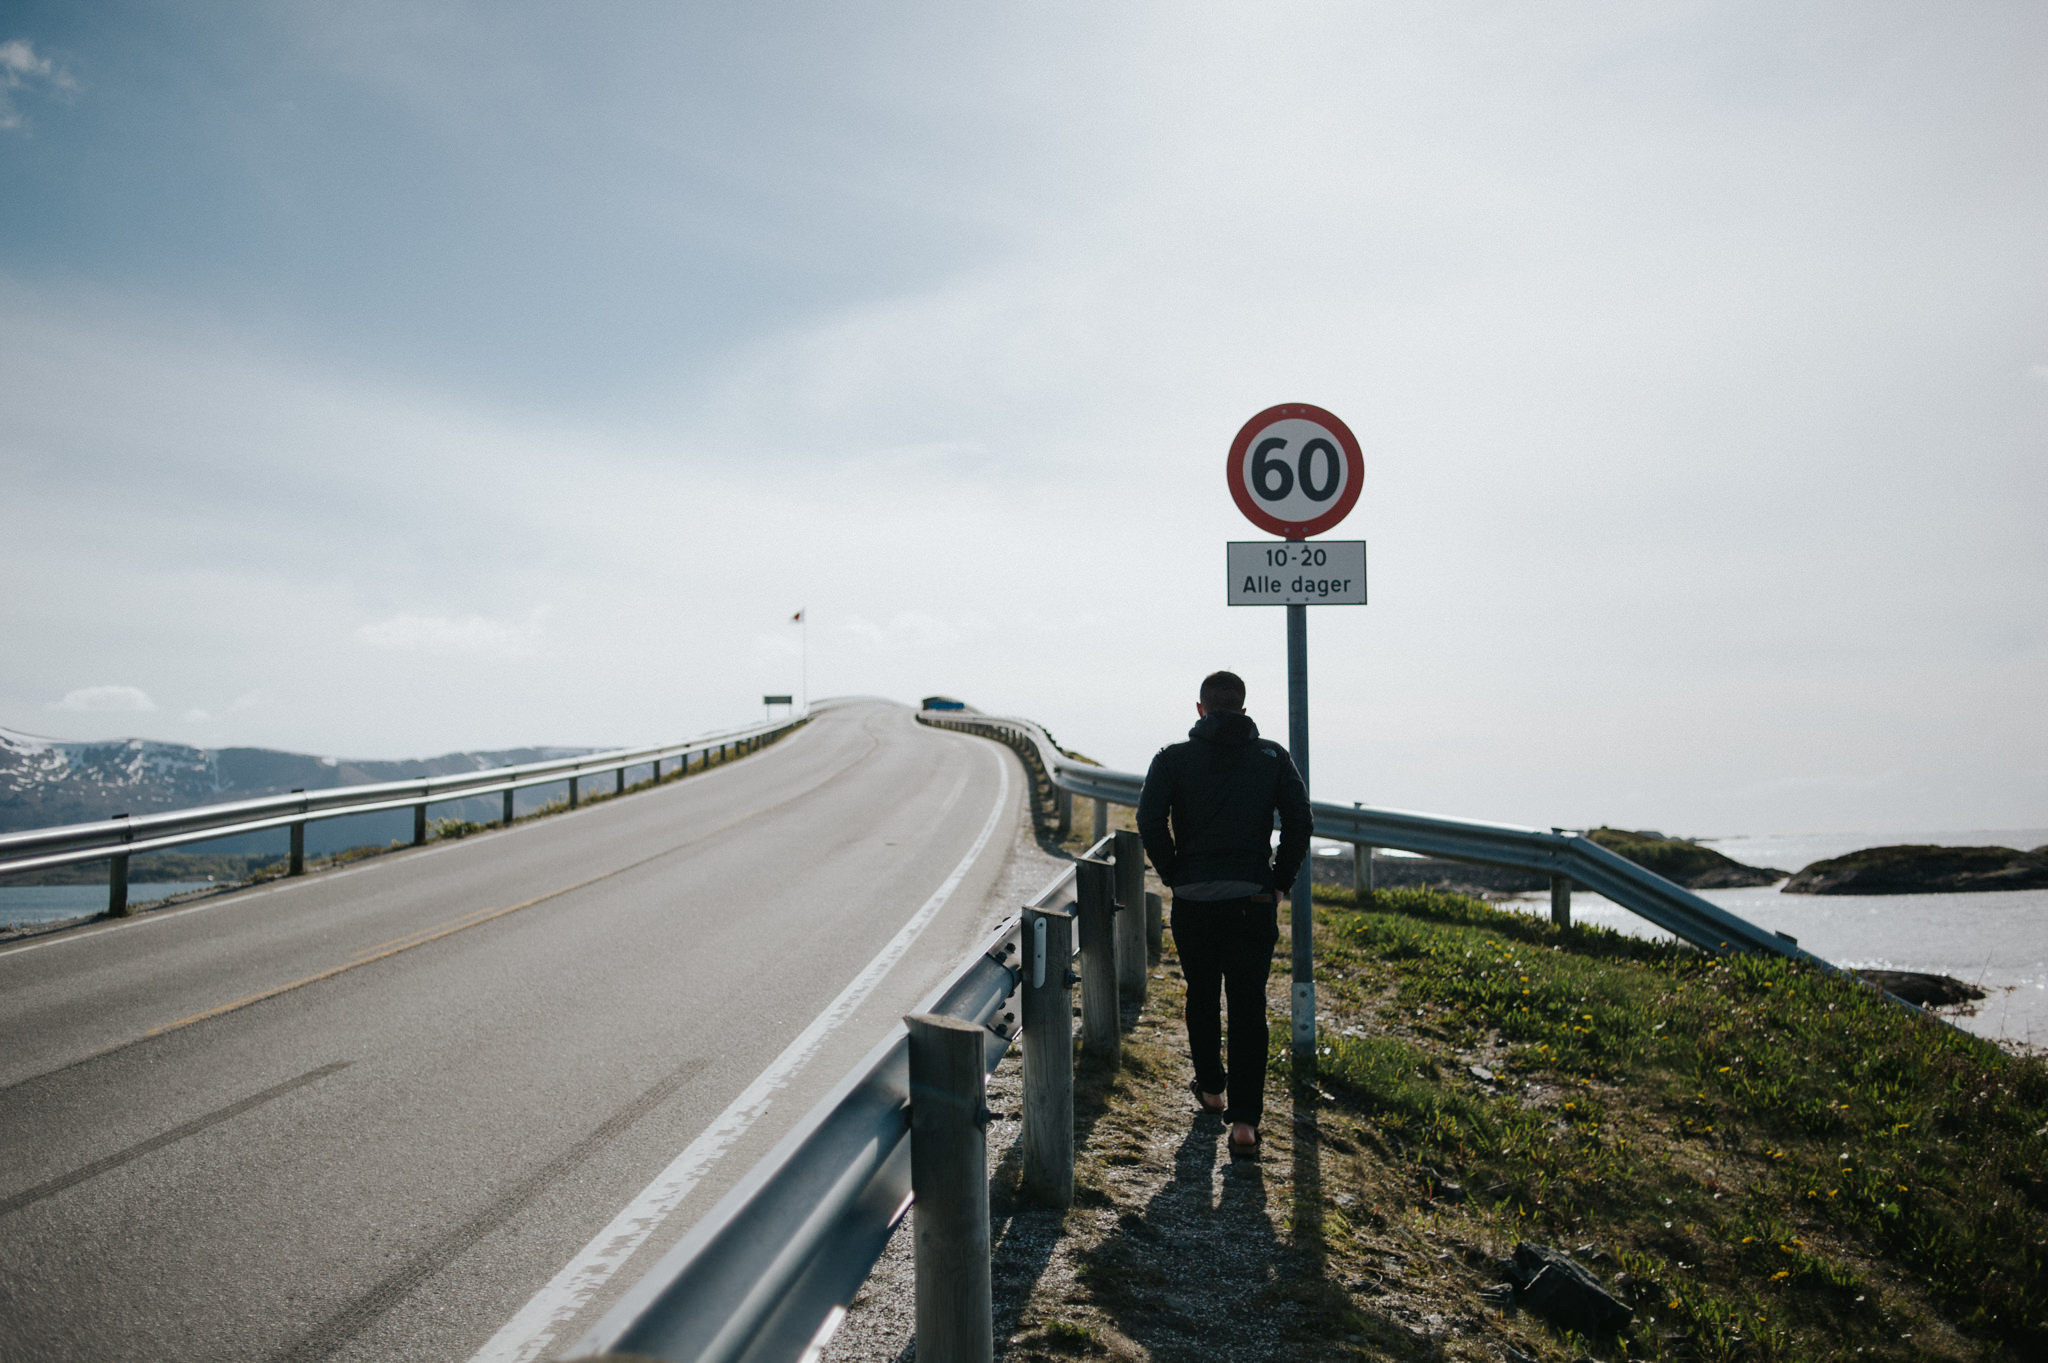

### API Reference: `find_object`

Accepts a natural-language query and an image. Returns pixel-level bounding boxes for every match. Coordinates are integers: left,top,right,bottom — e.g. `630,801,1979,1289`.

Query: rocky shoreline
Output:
1313,831,2048,900
1783,843,2048,895
1583,827,1784,889
1309,827,1786,901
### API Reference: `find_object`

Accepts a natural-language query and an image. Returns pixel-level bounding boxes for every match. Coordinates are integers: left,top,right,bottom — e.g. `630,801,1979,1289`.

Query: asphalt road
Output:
0,700,1032,1363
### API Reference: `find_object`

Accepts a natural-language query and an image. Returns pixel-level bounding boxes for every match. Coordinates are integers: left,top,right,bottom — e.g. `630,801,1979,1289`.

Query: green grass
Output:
1286,886,2048,1360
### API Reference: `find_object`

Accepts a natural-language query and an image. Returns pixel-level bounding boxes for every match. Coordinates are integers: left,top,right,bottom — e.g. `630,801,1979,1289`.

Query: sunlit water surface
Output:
1501,827,2048,1050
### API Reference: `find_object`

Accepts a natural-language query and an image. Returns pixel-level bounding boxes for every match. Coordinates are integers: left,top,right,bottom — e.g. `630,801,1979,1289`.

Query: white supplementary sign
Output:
1227,540,1367,606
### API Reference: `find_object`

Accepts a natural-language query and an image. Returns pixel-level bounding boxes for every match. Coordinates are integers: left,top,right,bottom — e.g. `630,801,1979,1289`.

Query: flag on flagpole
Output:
791,610,803,623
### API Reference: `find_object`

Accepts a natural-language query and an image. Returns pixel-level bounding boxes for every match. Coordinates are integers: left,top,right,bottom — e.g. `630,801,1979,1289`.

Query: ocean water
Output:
0,882,216,929
1698,827,2048,875
1502,827,2048,1050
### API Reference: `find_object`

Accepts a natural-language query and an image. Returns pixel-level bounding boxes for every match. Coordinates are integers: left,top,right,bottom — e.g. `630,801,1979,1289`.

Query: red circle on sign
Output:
1226,402,1363,539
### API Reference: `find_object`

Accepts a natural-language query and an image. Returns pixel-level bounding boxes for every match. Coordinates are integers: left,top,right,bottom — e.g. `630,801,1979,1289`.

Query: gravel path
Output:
826,792,1543,1363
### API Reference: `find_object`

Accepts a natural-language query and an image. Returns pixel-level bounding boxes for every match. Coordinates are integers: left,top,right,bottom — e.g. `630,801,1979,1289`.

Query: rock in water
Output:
1585,828,1784,889
1854,970,1985,1007
1504,1242,1633,1334
1783,844,2048,895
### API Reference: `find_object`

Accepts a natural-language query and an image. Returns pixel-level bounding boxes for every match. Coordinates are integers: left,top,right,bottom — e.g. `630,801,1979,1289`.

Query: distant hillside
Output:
0,725,596,856
1585,827,1785,888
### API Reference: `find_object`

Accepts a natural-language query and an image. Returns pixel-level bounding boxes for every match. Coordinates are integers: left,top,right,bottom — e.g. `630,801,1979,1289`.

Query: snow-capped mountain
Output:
0,726,595,836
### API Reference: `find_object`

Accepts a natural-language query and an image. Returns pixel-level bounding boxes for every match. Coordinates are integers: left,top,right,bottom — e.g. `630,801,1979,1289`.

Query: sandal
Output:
1228,1123,1260,1161
1188,1079,1227,1115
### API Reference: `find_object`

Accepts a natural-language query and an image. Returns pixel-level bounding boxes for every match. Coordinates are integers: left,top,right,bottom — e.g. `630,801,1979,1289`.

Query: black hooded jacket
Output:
1136,711,1312,893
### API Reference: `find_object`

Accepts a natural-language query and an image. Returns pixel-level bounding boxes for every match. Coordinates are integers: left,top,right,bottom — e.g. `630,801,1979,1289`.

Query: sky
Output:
2,2,2044,839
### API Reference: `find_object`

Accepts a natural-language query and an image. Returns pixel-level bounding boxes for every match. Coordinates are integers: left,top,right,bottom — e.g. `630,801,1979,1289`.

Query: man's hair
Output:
1199,670,1246,713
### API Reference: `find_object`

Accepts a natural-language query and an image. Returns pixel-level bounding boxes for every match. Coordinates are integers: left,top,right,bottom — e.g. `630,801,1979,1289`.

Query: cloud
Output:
2027,363,2048,384
356,608,546,657
51,684,157,714
0,38,74,131
0,39,55,79
2,7,2044,827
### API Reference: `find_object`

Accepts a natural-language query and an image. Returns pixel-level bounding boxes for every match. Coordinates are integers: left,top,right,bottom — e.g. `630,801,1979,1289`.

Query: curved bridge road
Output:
0,700,1028,1363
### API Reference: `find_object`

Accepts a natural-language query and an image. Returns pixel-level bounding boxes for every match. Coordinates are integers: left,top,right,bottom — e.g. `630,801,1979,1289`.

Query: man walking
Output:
1136,670,1311,1159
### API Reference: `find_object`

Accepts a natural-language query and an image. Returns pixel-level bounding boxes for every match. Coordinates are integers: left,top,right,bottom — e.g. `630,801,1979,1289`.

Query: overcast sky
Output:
3,2,2044,839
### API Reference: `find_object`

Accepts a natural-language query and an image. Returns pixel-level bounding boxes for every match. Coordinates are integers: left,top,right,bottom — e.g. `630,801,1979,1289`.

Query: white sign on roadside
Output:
1226,540,1367,606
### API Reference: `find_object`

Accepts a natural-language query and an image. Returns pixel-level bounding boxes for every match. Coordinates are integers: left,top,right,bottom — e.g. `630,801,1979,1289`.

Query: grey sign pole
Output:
1287,601,1314,1063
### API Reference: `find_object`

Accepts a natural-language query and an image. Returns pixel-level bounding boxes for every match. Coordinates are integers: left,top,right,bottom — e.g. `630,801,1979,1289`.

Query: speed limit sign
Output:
1225,402,1363,539
1222,400,1364,1069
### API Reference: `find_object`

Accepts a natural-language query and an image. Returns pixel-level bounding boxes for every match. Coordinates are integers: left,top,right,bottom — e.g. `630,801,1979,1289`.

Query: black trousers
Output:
1171,896,1280,1128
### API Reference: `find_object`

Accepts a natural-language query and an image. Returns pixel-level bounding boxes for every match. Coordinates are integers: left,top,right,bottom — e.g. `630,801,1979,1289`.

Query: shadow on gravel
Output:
1071,1111,1297,1361
1059,1075,1454,1363
987,1050,1128,1348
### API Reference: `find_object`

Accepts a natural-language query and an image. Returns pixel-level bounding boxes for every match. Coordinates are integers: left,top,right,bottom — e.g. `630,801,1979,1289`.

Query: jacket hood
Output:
1189,711,1259,746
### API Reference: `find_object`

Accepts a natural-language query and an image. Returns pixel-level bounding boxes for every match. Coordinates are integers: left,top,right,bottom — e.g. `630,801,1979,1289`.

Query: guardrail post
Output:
289,790,306,876
1056,787,1072,838
906,1012,993,1363
1550,874,1572,928
1112,829,1147,1009
108,812,131,918
1353,842,1373,897
1145,890,1163,959
569,775,579,809
616,766,626,796
1076,858,1120,1065
1021,907,1074,1207
1091,797,1108,841
502,788,514,826
413,798,428,845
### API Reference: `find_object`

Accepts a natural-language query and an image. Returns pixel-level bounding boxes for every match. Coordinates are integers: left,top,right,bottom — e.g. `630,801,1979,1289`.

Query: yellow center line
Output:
5,727,874,1096
141,868,625,1041
352,902,509,959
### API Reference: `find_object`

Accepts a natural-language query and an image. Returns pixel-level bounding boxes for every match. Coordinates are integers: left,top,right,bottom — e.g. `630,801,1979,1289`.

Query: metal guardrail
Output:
571,847,1105,1363
918,711,1824,966
563,706,1840,1363
0,713,811,913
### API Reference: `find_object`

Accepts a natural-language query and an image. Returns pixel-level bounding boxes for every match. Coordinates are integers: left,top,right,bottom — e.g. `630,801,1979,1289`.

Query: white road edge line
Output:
469,738,1010,1363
